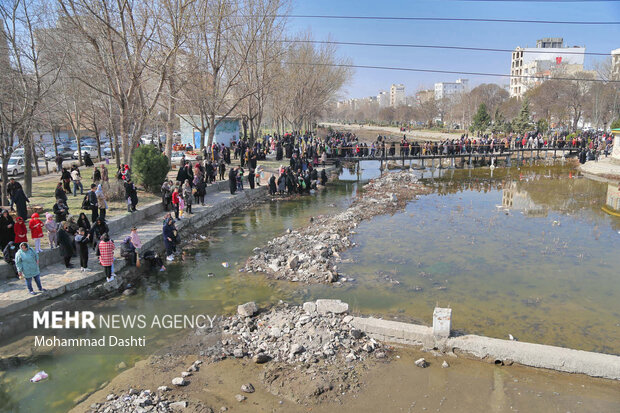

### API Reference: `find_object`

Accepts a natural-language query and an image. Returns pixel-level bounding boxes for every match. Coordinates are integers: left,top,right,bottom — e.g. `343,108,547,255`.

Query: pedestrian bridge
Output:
333,147,580,168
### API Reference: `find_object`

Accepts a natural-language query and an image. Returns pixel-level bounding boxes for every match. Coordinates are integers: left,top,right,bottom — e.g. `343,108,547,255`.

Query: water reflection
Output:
604,182,620,215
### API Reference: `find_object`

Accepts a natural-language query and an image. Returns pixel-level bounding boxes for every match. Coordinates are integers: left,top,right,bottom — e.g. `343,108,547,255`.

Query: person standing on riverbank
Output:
44,213,57,248
87,184,99,222
14,217,27,244
163,218,176,261
171,187,180,220
97,234,115,282
228,167,237,195
0,209,15,251
15,242,46,295
57,222,74,268
75,227,90,271
28,213,43,253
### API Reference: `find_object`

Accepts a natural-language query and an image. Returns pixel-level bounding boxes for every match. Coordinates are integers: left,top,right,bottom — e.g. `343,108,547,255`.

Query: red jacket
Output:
98,240,115,267
29,218,44,239
14,218,27,243
172,191,179,205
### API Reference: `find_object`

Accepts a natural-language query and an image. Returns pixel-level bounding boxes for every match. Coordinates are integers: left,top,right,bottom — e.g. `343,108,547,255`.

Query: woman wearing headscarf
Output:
77,212,91,232
14,217,27,244
44,212,57,248
15,242,46,295
95,184,108,221
57,222,74,268
228,167,237,195
54,182,67,202
61,168,72,193
120,236,137,266
163,218,177,261
90,217,109,252
0,210,15,251
124,179,138,212
182,179,193,214
12,186,29,221
28,213,44,253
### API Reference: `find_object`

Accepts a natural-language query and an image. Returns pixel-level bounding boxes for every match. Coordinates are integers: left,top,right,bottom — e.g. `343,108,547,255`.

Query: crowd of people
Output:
309,130,615,161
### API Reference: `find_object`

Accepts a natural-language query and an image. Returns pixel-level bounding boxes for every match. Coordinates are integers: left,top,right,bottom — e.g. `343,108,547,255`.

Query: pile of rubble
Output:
206,300,389,365
244,171,429,283
87,388,198,413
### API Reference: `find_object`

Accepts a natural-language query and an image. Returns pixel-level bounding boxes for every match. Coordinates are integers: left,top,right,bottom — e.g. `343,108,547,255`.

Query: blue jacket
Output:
15,244,39,278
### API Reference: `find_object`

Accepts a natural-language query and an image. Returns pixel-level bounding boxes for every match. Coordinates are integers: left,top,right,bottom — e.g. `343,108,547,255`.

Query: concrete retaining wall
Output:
351,316,620,381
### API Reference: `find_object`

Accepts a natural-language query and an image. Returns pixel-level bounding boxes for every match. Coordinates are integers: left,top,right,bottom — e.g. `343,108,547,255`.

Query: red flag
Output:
555,56,562,65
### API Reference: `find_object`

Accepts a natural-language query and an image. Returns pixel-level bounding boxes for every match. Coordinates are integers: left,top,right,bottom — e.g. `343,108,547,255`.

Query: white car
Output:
1,157,33,176
73,146,98,160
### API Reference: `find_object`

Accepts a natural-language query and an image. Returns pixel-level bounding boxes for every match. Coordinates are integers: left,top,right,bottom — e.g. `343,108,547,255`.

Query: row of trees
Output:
332,68,619,135
0,0,350,202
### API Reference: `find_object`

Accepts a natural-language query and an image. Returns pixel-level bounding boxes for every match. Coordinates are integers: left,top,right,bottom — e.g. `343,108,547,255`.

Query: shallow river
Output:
1,161,619,412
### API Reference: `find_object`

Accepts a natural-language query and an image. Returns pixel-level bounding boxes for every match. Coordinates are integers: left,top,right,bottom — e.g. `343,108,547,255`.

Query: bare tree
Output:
57,0,170,165
0,0,62,199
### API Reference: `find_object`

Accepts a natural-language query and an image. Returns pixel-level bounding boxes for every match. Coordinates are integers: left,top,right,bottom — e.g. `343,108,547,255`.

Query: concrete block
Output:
433,307,451,338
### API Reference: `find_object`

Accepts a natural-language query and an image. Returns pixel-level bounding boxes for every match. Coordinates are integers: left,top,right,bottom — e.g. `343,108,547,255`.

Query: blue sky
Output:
287,0,620,99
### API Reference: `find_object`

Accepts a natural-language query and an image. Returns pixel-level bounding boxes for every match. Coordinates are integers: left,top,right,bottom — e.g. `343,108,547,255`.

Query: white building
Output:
612,48,620,81
377,91,389,108
390,84,406,107
434,78,469,100
509,37,586,99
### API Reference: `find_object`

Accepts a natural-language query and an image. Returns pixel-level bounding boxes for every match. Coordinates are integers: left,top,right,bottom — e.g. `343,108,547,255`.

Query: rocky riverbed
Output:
244,171,430,283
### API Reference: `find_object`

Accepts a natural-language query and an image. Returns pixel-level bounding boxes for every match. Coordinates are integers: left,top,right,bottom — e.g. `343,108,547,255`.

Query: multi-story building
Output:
377,91,389,108
434,78,468,100
389,83,406,107
612,48,620,81
509,37,586,99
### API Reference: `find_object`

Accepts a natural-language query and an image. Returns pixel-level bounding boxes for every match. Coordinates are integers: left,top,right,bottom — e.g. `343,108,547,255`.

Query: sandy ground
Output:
71,337,620,413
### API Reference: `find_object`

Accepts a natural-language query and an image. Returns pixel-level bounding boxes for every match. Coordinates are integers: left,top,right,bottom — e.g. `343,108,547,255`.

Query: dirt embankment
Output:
244,171,431,284
76,300,393,413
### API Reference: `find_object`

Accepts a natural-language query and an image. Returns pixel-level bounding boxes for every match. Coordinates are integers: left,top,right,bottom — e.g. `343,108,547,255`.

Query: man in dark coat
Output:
228,168,237,195
268,175,277,195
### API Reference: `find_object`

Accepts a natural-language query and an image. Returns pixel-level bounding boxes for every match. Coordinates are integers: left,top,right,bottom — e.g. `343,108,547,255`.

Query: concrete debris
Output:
415,358,428,368
204,301,387,365
244,171,429,284
172,377,187,386
87,389,191,412
237,301,258,317
241,383,255,393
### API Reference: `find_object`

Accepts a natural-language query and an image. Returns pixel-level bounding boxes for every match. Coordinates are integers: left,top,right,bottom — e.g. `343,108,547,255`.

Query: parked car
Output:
72,146,98,160
0,157,33,176
11,148,24,157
